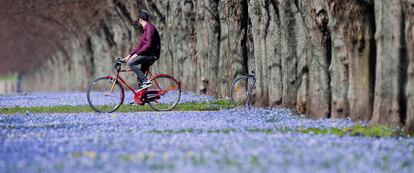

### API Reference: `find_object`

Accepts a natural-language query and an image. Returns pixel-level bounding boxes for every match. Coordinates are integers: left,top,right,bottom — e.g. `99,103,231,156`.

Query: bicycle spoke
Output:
103,93,121,98
236,95,248,106
87,77,124,113
147,76,181,111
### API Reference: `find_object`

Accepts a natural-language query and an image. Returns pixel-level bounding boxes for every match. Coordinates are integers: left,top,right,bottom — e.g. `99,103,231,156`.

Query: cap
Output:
138,11,149,21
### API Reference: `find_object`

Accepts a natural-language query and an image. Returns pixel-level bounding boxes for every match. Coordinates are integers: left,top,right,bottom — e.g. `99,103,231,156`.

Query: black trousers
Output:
127,55,156,82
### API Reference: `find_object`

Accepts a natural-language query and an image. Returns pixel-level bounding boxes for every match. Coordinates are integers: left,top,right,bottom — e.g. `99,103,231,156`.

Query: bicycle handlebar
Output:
113,58,124,72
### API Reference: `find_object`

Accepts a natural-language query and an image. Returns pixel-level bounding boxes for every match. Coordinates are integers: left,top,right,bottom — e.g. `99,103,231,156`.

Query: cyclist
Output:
122,11,161,90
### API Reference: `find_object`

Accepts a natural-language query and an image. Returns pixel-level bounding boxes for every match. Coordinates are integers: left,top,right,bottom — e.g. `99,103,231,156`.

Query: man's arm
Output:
129,27,148,56
122,54,131,62
124,28,147,61
122,53,138,62
129,39,144,56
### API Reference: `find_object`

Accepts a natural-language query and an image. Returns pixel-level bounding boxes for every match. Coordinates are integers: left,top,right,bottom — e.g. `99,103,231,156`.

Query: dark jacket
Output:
129,23,161,58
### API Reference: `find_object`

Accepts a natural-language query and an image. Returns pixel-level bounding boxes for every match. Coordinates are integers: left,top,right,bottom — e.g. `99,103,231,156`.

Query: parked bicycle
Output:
229,72,256,107
87,58,181,113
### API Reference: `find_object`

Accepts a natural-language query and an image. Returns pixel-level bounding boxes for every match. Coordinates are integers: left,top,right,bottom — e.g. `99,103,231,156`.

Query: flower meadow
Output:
1,92,414,172
0,91,215,108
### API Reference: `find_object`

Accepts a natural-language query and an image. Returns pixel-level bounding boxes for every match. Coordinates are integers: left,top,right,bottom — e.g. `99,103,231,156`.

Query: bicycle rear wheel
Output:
87,77,124,113
230,75,256,107
147,75,181,111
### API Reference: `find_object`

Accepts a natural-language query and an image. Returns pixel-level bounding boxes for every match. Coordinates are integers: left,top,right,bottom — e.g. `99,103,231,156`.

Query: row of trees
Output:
12,0,414,131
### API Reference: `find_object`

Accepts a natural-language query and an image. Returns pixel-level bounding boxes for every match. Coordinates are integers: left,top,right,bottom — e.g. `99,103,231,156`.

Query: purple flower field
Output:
1,109,413,172
0,91,215,108
1,92,414,172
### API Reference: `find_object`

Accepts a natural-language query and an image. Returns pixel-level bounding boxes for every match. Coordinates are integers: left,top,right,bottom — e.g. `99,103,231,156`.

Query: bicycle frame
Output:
106,66,178,100
106,69,148,95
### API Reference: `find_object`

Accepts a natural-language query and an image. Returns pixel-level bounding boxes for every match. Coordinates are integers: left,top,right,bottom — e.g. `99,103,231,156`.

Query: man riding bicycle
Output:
122,11,161,90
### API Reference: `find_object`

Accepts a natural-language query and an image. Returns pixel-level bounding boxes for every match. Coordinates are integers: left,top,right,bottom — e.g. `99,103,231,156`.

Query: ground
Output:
0,92,413,173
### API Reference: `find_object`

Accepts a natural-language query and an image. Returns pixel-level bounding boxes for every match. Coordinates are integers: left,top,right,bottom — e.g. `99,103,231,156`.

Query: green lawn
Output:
0,100,233,114
147,125,413,138
297,125,412,138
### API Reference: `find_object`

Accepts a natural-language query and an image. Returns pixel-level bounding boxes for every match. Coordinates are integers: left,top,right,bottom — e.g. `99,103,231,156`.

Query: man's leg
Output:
126,56,154,106
128,55,155,87
141,57,156,77
128,56,149,82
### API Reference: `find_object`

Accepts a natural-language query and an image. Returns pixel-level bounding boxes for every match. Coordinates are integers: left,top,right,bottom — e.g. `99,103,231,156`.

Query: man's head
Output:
138,11,149,27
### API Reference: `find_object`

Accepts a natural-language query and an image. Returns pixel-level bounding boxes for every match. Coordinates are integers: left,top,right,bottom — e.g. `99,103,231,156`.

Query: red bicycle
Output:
87,58,181,113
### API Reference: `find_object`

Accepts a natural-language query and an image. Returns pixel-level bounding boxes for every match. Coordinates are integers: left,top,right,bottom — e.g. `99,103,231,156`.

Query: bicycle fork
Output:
107,76,119,95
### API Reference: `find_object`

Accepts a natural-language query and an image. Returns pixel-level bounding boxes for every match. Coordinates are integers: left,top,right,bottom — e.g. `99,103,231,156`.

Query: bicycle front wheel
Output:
87,77,124,113
147,75,181,111
230,75,256,107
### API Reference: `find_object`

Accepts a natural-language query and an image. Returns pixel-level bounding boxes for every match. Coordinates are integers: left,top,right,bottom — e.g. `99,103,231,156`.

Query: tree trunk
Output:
403,0,414,132
303,0,331,118
195,0,221,95
218,0,248,96
266,1,284,108
371,0,403,127
248,0,271,107
327,0,375,121
280,1,299,108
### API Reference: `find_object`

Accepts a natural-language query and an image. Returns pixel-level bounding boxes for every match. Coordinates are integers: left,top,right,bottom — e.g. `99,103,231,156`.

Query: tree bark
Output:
218,0,248,96
248,0,271,107
371,0,403,127
195,0,221,96
303,0,331,118
327,0,375,121
280,1,298,108
403,0,414,132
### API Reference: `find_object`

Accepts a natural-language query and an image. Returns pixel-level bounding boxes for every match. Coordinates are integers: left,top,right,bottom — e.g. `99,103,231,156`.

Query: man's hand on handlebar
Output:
122,54,138,63
121,55,130,63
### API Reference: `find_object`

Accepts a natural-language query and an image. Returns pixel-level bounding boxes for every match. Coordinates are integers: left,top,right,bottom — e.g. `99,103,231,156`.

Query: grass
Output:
147,125,413,138
0,99,233,114
298,125,412,138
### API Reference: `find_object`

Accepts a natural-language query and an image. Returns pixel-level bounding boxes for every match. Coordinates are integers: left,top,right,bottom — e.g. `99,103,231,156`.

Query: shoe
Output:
129,101,138,106
137,81,152,91
142,80,151,85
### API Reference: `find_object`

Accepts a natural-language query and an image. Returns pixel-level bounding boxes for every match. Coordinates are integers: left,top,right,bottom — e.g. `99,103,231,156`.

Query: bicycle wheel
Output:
147,75,181,111
87,77,124,113
230,75,256,107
